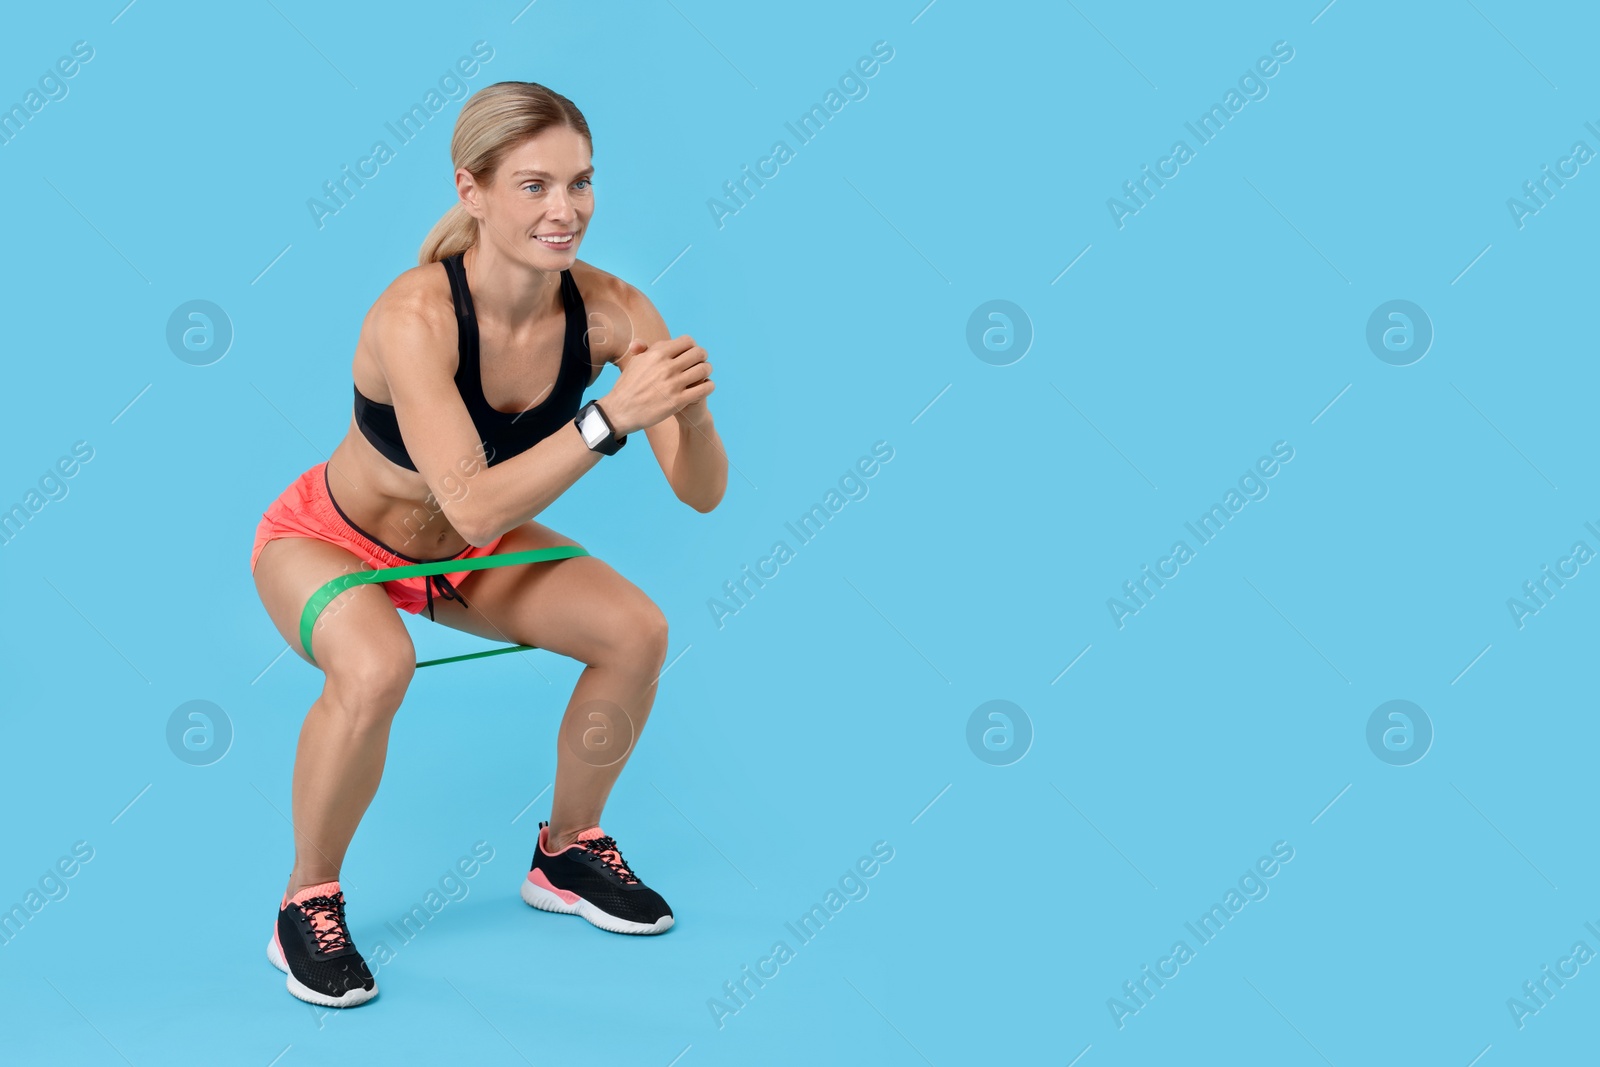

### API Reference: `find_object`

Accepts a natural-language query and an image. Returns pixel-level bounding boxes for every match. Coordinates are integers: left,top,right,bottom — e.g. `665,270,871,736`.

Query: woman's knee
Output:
591,596,669,669
630,599,670,667
322,644,416,725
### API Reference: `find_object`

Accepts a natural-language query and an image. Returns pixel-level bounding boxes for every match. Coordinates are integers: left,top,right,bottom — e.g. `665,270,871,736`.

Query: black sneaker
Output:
521,822,674,935
266,880,379,1007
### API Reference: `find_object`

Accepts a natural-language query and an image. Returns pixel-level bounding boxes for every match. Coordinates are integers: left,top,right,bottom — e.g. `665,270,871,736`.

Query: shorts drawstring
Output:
425,574,469,621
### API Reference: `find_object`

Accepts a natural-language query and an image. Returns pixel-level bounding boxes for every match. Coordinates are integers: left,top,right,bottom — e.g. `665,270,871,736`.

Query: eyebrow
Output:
510,168,594,180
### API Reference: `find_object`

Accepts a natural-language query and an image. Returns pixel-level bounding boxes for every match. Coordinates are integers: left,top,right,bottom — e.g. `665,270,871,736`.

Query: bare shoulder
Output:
351,261,459,403
368,261,456,335
361,262,459,369
568,259,670,367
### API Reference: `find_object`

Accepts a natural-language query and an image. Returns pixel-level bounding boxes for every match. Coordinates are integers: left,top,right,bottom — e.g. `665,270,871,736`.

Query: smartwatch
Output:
575,399,627,455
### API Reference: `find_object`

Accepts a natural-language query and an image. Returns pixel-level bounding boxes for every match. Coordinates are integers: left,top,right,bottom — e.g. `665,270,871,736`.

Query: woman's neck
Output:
462,242,564,331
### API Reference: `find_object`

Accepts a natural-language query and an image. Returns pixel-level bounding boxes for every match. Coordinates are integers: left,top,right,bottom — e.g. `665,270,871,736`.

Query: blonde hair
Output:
418,81,592,265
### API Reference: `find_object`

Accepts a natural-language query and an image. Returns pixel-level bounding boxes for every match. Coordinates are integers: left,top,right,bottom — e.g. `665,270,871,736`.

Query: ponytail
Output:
419,202,478,265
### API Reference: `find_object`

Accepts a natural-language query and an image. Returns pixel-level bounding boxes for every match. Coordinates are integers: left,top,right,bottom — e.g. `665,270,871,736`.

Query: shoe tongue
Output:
287,881,347,945
575,827,607,842
290,880,342,905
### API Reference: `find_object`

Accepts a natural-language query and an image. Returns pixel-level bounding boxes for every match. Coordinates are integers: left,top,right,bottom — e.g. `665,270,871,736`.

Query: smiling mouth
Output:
535,232,576,246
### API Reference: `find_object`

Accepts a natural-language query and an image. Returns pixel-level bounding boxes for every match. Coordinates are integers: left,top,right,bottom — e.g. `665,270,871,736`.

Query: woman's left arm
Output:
611,280,728,513
650,401,727,513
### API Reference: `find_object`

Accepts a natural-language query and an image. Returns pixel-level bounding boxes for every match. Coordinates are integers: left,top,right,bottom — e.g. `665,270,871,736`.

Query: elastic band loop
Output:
297,545,591,667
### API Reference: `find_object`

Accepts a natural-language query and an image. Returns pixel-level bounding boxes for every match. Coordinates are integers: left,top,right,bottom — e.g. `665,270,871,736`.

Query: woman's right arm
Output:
375,295,604,548
376,290,703,546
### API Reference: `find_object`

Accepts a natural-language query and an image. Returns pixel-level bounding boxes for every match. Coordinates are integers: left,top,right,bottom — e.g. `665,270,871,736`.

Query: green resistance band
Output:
297,545,591,669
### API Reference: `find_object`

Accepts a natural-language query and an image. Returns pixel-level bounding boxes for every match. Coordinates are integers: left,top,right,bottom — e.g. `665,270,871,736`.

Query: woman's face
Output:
466,125,593,268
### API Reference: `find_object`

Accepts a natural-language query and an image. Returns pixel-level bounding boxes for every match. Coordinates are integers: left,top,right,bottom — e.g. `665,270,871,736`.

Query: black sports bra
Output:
353,252,594,471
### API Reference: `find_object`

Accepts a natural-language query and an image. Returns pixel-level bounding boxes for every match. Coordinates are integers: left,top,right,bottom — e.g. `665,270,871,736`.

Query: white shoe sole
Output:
267,932,379,1008
520,877,674,935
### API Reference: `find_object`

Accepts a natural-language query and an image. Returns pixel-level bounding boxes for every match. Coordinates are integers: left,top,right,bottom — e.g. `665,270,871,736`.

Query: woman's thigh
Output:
425,519,667,667
253,535,416,692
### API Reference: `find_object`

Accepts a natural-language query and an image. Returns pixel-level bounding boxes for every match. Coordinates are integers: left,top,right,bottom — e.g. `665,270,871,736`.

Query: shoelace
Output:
580,836,640,884
298,893,355,954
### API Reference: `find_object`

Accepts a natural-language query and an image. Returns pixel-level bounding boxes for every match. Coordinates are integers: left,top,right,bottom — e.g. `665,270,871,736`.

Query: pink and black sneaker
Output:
521,822,674,935
266,880,378,1008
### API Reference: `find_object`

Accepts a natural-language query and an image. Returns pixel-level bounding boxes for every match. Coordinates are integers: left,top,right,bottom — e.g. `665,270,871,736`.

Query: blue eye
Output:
523,179,591,193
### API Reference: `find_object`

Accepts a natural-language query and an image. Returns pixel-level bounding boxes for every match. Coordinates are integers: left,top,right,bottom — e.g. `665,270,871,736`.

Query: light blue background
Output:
2,1,1596,1063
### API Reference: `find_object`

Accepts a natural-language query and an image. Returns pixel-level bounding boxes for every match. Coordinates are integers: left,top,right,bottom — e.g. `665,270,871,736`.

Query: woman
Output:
248,81,724,1008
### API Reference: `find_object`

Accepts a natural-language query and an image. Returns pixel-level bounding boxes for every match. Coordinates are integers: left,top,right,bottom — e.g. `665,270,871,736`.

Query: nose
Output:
545,187,577,225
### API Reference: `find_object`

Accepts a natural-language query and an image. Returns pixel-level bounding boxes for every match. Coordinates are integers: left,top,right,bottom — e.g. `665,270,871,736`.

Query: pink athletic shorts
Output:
250,461,505,618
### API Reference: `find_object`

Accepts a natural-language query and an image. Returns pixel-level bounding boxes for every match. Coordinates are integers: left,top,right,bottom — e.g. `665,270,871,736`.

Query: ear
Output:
456,167,484,221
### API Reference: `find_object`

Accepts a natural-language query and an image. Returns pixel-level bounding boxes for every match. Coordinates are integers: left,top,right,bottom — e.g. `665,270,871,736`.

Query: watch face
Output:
579,406,606,446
